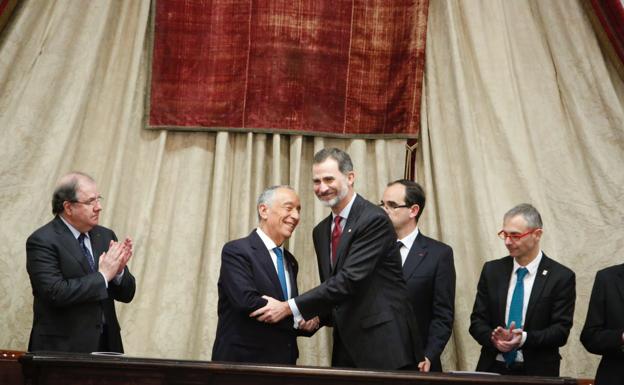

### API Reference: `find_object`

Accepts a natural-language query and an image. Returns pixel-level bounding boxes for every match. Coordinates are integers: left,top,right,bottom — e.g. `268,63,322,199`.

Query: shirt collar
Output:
398,226,419,250
59,215,85,240
513,250,543,276
256,227,279,251
333,193,357,221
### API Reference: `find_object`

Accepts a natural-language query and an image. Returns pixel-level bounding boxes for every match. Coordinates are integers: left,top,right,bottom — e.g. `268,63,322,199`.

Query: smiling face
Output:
258,187,301,246
312,158,354,212
62,177,102,233
502,214,542,264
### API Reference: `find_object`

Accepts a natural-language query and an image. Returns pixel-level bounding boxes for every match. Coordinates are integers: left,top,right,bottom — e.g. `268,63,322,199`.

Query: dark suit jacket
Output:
26,216,136,353
295,195,424,370
212,230,302,364
404,232,455,372
469,253,575,376
580,264,624,385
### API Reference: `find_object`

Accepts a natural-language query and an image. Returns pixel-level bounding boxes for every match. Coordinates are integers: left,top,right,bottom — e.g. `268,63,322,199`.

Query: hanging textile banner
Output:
147,0,429,138
585,0,624,79
0,0,19,34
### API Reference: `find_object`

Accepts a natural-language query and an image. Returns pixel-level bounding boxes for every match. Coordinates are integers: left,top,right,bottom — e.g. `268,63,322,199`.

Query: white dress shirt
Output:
397,227,419,266
256,227,292,299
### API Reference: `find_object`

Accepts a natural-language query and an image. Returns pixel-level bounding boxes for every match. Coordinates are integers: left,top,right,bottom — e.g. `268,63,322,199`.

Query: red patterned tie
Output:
331,216,342,266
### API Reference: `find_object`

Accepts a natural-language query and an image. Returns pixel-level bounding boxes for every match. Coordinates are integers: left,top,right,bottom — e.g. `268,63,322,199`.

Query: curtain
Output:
418,0,624,377
0,0,404,366
1,0,624,378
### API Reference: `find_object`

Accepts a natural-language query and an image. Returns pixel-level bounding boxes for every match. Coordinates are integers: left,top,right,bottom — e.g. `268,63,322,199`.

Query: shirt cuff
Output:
112,269,125,285
99,272,108,289
288,298,303,329
519,331,527,347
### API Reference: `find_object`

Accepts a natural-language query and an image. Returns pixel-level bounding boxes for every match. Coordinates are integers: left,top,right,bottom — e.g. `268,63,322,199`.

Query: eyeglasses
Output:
378,201,411,210
72,195,103,206
497,228,539,241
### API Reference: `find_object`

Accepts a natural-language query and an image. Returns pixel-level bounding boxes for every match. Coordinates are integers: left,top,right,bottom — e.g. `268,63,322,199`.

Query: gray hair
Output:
51,172,94,215
257,185,295,221
504,203,543,229
313,147,353,174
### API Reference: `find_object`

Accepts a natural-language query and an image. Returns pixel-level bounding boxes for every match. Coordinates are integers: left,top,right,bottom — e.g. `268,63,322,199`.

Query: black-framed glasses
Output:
378,201,411,210
72,195,103,207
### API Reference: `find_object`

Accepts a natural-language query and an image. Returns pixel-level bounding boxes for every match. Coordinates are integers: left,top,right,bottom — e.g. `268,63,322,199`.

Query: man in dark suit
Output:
469,203,575,376
212,185,318,364
26,172,135,353
581,264,624,385
381,179,455,372
252,148,424,370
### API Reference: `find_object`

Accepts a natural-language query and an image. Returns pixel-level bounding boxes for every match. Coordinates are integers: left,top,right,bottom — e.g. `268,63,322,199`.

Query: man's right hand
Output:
98,240,127,281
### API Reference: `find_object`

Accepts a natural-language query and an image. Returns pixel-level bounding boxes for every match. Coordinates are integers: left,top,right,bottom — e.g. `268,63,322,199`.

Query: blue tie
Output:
78,233,96,272
503,267,529,365
273,247,289,300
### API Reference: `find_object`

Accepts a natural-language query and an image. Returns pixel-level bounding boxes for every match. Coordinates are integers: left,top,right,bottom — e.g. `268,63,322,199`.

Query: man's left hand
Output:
250,295,292,323
418,357,431,372
492,328,523,352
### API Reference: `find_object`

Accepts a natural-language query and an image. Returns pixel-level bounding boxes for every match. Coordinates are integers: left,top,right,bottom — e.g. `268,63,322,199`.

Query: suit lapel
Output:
524,254,551,326
53,216,92,274
497,257,514,326
284,249,298,297
250,231,285,300
333,195,364,273
615,264,624,303
403,233,428,280
317,215,332,279
89,228,105,268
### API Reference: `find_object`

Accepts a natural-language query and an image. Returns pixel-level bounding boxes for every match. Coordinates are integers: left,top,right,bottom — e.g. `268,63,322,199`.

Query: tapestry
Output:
147,0,429,138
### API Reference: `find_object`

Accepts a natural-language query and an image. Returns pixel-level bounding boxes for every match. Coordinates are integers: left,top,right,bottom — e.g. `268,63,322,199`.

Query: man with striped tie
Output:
26,172,135,353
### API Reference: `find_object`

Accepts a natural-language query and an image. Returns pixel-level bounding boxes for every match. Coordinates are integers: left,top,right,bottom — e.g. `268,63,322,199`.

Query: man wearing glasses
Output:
380,179,456,372
469,203,575,376
26,172,136,353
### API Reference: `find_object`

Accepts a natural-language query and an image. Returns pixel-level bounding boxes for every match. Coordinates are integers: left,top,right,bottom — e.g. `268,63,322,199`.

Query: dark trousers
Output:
331,330,356,368
490,360,527,376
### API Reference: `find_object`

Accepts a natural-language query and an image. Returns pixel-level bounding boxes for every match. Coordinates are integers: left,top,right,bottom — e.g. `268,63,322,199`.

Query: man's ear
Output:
409,204,421,220
258,203,269,220
63,201,73,216
346,171,355,187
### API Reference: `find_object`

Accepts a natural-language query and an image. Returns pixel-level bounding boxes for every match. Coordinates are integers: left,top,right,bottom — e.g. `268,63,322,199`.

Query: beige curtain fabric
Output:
1,0,623,379
418,0,624,377
0,0,404,366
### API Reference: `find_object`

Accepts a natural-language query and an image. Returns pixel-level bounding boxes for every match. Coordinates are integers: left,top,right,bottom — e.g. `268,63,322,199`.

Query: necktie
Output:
273,247,289,300
503,267,529,365
331,216,343,266
78,233,96,272
397,241,406,265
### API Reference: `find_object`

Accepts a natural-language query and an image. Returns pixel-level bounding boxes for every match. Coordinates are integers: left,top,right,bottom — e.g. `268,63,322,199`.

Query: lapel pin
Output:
542,270,548,276
348,229,352,233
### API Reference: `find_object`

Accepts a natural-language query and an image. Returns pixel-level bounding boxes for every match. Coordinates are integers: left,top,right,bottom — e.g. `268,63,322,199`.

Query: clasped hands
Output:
491,321,523,352
250,295,320,332
98,237,133,281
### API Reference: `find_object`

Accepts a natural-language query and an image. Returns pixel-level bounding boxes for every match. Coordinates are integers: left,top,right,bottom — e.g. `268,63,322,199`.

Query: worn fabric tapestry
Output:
147,0,429,138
